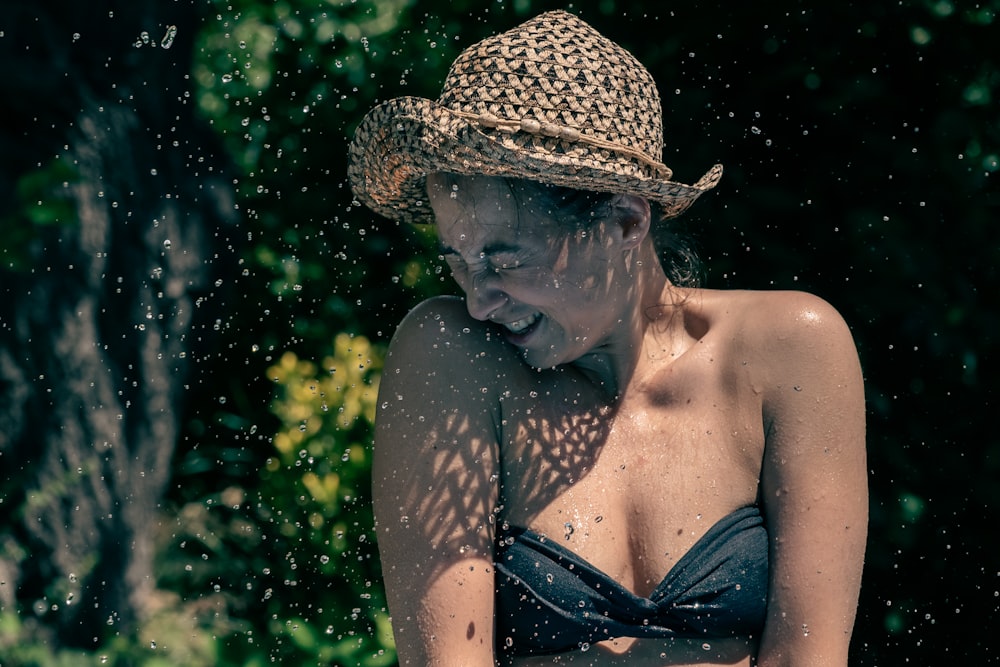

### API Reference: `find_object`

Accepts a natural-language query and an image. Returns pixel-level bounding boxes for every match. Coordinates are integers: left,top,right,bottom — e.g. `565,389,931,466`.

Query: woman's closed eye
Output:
444,251,526,275
488,252,524,271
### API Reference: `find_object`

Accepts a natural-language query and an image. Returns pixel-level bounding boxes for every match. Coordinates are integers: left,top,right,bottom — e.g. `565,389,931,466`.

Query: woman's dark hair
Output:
527,180,705,288
649,202,705,288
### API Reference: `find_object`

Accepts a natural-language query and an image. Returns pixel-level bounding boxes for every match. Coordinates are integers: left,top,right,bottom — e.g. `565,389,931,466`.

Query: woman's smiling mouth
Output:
503,312,540,335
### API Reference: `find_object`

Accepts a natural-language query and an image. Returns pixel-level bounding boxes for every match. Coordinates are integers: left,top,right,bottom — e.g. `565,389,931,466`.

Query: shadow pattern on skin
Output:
374,176,665,659
376,295,618,576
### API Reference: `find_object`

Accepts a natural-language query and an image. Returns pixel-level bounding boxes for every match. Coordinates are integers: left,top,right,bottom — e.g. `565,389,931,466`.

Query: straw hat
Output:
348,10,722,225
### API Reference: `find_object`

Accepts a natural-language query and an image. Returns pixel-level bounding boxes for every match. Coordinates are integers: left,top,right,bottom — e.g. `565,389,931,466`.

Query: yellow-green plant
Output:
253,332,392,666
155,332,392,667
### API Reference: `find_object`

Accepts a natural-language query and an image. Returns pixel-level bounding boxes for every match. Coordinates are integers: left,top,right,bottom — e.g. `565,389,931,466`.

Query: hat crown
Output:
438,10,664,162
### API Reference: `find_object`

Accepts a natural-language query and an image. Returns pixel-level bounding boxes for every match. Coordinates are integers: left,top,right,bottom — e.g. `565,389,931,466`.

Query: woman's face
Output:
426,173,635,369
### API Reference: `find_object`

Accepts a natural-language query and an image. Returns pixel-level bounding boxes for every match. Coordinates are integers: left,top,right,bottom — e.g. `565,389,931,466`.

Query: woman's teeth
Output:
505,313,539,334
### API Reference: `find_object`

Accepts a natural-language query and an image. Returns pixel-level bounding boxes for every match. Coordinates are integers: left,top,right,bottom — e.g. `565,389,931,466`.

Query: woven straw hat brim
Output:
349,96,723,226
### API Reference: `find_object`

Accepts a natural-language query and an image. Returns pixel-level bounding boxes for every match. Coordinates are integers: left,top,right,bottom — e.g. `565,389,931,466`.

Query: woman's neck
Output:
570,242,679,401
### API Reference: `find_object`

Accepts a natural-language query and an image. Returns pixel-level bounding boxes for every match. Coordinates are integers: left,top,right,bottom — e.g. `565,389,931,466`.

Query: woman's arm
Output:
756,292,868,667
373,296,506,666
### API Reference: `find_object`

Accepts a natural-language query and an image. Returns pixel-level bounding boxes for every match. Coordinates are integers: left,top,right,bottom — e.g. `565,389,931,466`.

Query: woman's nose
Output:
464,274,507,321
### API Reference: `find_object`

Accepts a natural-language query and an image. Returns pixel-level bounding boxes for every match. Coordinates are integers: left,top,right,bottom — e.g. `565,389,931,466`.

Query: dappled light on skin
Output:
378,173,773,665
428,173,650,388
375,319,615,573
499,380,615,526
397,411,496,553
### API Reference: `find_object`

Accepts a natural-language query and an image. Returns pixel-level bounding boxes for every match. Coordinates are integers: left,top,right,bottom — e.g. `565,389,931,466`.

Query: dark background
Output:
1,0,996,664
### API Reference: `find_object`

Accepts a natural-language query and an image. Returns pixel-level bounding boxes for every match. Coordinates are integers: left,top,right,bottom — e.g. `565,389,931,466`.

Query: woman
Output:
348,10,866,666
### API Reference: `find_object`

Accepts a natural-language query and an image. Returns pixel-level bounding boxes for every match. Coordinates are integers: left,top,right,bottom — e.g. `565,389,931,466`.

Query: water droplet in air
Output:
160,25,177,49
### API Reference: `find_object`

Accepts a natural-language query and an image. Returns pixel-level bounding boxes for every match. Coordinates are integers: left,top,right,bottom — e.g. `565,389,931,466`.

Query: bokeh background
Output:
1,0,996,665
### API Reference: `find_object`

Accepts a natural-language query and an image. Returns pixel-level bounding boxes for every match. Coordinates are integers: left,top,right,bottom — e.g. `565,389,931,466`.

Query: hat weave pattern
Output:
348,10,721,225
440,13,664,169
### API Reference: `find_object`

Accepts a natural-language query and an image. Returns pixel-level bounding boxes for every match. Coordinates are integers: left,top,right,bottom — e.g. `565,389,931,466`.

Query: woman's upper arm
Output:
756,292,868,667
373,296,505,666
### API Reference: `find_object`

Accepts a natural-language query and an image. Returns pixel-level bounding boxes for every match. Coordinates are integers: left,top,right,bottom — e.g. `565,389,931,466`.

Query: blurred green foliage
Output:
157,332,388,666
0,156,80,271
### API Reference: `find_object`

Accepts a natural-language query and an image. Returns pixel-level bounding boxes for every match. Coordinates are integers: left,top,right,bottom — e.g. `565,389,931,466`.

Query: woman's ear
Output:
609,194,652,250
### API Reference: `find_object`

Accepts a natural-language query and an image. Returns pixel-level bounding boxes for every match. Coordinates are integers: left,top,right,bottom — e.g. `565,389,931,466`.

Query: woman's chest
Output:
496,375,764,593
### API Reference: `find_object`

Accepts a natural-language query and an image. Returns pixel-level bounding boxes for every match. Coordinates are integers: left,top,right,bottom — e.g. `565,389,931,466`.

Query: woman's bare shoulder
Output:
384,295,526,384
390,295,494,350
682,288,861,399
691,288,856,348
703,289,864,425
390,294,473,338
744,289,858,365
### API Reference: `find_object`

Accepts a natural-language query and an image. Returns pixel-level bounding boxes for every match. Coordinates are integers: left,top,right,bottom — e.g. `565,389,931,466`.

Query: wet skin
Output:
372,173,867,667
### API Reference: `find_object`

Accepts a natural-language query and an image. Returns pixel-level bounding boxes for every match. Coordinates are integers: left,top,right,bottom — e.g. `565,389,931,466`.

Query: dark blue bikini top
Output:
494,505,769,656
